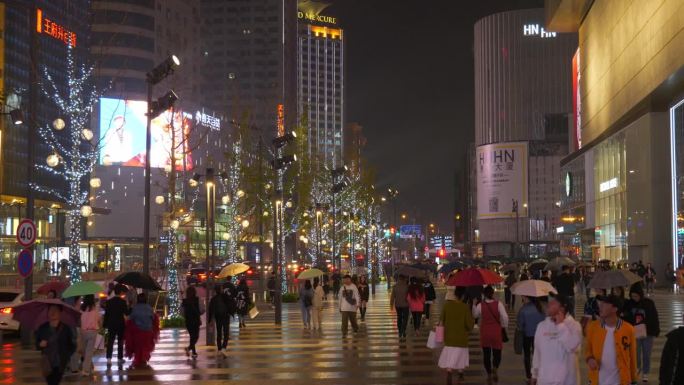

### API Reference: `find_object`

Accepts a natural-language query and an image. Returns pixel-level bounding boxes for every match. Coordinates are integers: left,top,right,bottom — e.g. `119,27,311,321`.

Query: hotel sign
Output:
36,9,77,47
298,11,336,25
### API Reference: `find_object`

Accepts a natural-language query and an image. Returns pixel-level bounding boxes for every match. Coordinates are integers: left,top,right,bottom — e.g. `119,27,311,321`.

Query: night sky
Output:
328,0,543,232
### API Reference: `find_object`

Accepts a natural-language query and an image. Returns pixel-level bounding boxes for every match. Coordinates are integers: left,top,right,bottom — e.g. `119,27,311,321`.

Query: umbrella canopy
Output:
438,261,465,274
529,259,549,266
487,260,502,265
446,268,503,287
511,279,557,297
114,272,162,291
61,281,105,298
395,265,428,278
501,263,519,273
587,270,642,289
37,281,69,295
545,257,576,271
217,263,250,279
528,259,549,271
298,268,325,280
13,299,81,331
411,263,436,272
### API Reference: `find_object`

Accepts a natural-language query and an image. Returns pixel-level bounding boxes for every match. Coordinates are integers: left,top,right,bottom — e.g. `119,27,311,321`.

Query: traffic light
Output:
438,247,446,257
390,226,396,235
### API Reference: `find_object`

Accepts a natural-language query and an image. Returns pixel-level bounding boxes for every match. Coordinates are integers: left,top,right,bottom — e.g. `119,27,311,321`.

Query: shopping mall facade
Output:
548,0,684,274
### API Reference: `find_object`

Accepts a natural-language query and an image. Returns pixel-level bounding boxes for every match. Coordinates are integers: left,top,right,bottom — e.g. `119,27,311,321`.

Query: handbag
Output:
513,328,524,354
249,306,259,319
435,325,445,343
427,330,442,349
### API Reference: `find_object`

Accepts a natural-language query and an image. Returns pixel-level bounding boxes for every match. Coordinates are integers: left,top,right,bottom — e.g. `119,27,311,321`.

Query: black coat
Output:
660,327,684,385
103,296,129,330
552,273,575,297
35,322,75,370
182,297,201,328
423,282,437,302
623,297,660,337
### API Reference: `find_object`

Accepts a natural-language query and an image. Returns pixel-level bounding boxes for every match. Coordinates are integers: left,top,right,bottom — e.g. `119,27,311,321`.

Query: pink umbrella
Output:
446,268,503,287
12,299,81,330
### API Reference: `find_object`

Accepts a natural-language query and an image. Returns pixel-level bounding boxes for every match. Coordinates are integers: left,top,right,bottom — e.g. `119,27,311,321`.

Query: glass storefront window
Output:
670,99,684,268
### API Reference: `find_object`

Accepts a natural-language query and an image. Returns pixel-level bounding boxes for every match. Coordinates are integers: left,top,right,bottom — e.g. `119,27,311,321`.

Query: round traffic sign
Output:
16,218,37,247
17,249,33,278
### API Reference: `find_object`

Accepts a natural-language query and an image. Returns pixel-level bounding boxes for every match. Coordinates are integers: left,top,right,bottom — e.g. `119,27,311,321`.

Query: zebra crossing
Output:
2,286,682,384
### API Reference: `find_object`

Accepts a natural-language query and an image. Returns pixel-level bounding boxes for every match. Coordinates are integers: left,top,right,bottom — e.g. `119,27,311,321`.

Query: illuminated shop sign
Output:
298,11,336,25
36,9,77,47
523,24,556,38
194,111,221,131
599,178,618,192
277,104,285,136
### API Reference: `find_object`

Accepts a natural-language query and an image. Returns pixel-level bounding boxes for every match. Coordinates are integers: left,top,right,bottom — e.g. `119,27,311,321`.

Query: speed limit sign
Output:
16,218,37,248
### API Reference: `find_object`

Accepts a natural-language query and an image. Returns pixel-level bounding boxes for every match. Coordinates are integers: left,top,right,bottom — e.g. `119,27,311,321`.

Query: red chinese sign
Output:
36,9,76,47
277,104,285,136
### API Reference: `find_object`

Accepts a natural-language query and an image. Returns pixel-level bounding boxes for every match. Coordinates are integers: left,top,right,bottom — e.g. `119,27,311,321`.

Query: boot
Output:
446,371,453,385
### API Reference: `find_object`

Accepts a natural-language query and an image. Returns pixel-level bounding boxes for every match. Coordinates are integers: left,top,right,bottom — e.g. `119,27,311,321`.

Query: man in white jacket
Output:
532,293,582,385
338,274,360,337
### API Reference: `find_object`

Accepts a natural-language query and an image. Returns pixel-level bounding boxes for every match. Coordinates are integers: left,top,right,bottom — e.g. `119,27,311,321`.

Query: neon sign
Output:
298,11,336,25
36,9,77,47
277,104,284,136
523,24,556,38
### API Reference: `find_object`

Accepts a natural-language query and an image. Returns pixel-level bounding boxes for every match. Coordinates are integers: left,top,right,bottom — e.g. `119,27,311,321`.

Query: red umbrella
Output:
446,268,503,287
12,299,81,330
37,280,69,295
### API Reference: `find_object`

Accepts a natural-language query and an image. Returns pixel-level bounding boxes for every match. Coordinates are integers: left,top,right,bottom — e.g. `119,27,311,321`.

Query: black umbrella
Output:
114,271,162,291
411,263,436,272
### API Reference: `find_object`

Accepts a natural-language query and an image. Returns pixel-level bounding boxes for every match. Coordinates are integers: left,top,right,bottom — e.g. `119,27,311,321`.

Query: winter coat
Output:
532,316,582,385
584,318,637,385
103,296,129,330
182,297,201,328
35,321,75,371
659,326,684,385
390,280,409,308
423,282,436,302
622,297,660,337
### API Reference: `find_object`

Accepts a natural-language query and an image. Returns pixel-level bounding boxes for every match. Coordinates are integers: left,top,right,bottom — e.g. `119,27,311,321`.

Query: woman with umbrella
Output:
36,303,76,385
79,295,101,376
125,293,159,369
235,278,251,328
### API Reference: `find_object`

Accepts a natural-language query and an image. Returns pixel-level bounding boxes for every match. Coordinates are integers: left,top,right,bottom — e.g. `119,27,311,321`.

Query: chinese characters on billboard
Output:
476,142,528,219
99,98,193,170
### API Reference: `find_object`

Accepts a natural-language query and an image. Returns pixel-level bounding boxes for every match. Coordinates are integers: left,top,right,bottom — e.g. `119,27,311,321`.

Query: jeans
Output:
646,280,655,294
186,324,199,354
81,330,97,374
341,311,358,336
411,311,422,331
395,306,409,336
301,305,311,327
359,301,367,320
215,316,229,350
522,336,534,379
482,347,502,374
636,336,654,374
106,327,125,360
69,327,80,371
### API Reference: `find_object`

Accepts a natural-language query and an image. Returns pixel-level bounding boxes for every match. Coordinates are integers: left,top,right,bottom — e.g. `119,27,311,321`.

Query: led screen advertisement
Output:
476,141,528,219
99,97,193,170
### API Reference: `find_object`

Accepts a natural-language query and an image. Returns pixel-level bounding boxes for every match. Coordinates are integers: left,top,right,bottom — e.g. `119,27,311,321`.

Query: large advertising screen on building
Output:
476,142,528,219
99,97,193,170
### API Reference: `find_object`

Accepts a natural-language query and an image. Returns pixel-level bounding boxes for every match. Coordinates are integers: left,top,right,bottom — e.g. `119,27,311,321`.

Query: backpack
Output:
342,288,356,306
223,292,237,316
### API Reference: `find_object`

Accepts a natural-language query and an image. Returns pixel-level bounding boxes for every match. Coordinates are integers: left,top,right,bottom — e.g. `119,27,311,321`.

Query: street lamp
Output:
143,55,180,278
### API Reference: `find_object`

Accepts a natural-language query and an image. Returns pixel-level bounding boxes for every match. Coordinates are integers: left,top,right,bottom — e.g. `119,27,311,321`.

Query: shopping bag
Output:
249,306,259,319
435,325,445,343
426,330,442,349
95,333,105,350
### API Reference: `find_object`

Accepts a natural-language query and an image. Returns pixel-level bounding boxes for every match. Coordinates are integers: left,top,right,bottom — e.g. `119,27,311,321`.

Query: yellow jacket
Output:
584,318,637,385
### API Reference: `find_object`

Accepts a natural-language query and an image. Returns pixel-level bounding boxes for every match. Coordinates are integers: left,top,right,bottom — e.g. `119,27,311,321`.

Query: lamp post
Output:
143,55,180,277
315,204,323,265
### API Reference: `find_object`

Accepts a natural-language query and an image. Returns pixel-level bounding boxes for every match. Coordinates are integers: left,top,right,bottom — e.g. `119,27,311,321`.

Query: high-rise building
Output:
297,1,344,166
199,0,298,139
0,0,91,270
470,8,577,259
343,122,365,171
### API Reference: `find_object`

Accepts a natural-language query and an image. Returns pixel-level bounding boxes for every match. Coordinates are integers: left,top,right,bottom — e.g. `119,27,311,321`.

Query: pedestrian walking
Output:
235,279,250,328
659,311,684,385
103,285,129,365
407,277,426,335
504,271,517,310
438,286,475,385
423,278,437,322
643,264,656,295
208,284,231,357
300,280,314,329
665,263,676,293
552,265,576,317
357,275,370,321
124,293,159,369
390,275,410,338
472,285,508,383
311,276,325,331
322,274,330,300
181,286,202,359
338,274,360,337
332,273,341,299
623,284,659,383
531,293,582,385
584,294,638,385
36,303,76,385
517,296,545,383
79,295,101,376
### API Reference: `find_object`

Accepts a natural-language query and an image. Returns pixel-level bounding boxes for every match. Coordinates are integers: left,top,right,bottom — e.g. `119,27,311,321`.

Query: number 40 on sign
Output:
16,218,37,248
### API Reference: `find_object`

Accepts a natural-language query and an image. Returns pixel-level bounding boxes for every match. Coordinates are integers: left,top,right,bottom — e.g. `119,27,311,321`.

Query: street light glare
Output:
172,55,180,66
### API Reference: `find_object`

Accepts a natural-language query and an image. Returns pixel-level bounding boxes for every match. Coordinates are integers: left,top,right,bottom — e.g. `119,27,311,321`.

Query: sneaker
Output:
642,374,648,383
191,352,198,359
221,350,229,358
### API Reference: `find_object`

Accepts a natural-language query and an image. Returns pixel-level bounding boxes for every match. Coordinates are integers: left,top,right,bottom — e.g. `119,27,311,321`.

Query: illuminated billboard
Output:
476,141,528,219
99,98,192,170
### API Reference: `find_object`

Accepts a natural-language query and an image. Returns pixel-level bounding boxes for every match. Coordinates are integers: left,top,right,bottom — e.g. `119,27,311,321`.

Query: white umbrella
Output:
511,279,557,297
217,263,250,278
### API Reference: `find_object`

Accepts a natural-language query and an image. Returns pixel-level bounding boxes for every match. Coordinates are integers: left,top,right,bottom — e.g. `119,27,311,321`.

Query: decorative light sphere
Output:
53,118,65,130
170,219,180,230
285,201,293,208
155,195,165,205
46,154,60,167
102,155,112,166
222,233,231,240
241,219,250,228
236,189,245,198
263,211,269,217
221,195,230,205
321,240,327,245
163,164,172,173
80,205,93,217
264,183,271,190
81,128,94,141
89,177,101,188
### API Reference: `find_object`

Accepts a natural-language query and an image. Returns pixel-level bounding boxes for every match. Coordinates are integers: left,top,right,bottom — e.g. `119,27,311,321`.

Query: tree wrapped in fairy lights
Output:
32,45,103,283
